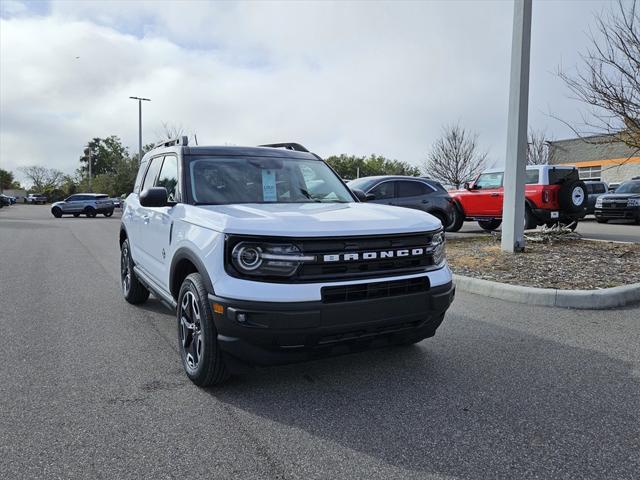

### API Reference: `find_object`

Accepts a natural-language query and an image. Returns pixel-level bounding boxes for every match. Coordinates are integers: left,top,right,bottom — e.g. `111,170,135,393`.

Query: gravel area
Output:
447,236,640,290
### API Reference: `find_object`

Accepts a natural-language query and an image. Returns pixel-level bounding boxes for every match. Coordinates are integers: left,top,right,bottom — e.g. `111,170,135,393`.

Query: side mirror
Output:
140,187,168,207
351,188,369,202
463,182,470,190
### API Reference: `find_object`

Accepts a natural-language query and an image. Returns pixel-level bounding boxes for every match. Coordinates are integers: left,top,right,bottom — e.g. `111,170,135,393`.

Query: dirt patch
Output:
447,236,640,290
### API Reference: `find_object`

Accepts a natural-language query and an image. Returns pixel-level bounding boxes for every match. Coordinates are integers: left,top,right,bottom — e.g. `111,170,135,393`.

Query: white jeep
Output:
120,138,455,386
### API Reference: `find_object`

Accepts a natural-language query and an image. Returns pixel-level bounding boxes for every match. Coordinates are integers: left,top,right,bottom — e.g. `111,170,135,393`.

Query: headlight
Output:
230,241,314,277
429,231,446,265
595,197,603,208
628,198,640,207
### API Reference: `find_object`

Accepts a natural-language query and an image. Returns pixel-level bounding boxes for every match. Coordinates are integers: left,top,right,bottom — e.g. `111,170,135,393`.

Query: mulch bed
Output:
446,236,640,290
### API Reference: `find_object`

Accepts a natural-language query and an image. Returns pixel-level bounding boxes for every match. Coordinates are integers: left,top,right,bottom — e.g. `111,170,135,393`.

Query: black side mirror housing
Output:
351,188,368,202
140,187,168,207
463,182,470,190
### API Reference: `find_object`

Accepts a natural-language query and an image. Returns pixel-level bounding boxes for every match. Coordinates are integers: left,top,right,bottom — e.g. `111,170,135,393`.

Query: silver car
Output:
50,193,115,218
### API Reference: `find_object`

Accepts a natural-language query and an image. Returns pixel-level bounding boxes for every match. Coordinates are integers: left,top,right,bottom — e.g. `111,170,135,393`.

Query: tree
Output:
527,129,552,165
423,124,487,188
0,169,21,189
325,154,421,179
558,0,640,152
18,166,65,192
79,136,129,177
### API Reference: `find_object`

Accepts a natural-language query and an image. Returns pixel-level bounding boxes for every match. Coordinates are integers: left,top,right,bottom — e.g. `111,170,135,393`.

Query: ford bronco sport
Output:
120,138,454,386
446,165,588,232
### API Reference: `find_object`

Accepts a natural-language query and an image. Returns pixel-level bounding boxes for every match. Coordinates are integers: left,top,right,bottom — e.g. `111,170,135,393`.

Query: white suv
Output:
120,138,454,386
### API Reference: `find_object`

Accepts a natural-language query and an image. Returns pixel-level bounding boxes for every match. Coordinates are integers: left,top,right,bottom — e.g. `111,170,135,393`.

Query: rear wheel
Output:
431,211,448,229
596,218,608,224
445,205,464,232
524,206,537,230
477,219,501,231
178,273,229,387
84,207,97,218
120,239,149,304
51,207,62,218
104,210,114,217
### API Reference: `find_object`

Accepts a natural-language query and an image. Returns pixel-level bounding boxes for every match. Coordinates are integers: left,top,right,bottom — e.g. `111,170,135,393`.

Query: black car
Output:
0,194,13,207
348,176,457,229
584,181,608,215
594,180,640,224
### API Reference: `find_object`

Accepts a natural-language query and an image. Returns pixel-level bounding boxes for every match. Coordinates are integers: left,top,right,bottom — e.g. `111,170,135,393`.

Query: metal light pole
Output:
129,96,151,162
501,0,532,253
84,147,92,192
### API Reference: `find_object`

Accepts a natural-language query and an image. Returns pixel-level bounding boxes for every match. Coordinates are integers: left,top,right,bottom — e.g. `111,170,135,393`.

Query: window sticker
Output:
262,169,277,202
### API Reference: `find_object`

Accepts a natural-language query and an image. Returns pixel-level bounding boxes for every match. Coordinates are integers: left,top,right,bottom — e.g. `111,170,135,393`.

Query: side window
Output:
369,181,395,200
156,156,179,202
66,195,77,202
142,156,163,193
475,172,503,189
525,170,540,184
134,160,149,194
595,184,606,194
397,181,433,198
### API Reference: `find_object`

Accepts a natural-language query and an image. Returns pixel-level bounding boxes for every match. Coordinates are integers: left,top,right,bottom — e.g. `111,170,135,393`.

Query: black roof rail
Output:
258,142,310,152
154,135,189,149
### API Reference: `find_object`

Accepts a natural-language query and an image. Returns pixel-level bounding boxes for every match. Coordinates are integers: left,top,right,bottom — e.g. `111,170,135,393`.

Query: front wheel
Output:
84,207,97,218
445,205,464,232
477,219,501,231
51,207,62,218
120,239,149,304
178,273,229,387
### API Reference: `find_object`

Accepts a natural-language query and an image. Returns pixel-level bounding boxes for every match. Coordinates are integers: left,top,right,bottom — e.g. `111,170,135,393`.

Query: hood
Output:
185,202,441,237
600,193,640,201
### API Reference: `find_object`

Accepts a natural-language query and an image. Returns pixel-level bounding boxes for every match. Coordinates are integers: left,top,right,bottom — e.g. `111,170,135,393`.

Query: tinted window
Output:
66,195,78,202
525,170,540,184
614,181,640,194
134,160,149,193
347,177,378,192
156,156,179,201
142,156,163,193
475,172,503,189
594,183,606,194
369,181,395,200
397,181,433,197
549,168,579,185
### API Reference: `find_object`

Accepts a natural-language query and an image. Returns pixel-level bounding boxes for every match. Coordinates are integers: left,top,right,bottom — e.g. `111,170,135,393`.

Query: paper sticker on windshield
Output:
262,170,277,202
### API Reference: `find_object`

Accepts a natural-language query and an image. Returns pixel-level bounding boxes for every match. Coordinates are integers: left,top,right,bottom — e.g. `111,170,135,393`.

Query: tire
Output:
477,219,501,231
73,213,80,217
524,206,537,230
596,218,608,224
120,239,150,304
103,210,114,217
177,273,229,387
51,207,62,218
445,204,464,232
84,207,97,218
559,180,587,213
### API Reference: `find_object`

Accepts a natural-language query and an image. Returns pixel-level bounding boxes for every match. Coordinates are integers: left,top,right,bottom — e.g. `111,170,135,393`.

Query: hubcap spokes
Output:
179,291,202,370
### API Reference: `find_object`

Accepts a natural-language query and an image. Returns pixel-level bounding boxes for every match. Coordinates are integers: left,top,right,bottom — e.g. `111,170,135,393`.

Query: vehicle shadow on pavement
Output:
212,319,640,479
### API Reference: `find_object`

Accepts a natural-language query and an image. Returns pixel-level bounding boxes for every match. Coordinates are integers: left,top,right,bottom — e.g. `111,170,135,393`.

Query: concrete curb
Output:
453,274,640,309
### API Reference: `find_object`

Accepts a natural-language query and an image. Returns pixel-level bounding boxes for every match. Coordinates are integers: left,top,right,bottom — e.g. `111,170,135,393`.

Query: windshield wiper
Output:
299,189,322,202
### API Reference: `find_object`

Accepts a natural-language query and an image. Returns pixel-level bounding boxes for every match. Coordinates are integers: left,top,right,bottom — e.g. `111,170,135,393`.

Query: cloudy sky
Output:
0,0,614,181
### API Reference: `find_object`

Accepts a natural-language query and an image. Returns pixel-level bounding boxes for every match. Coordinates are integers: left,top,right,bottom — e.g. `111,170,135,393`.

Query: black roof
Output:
183,145,320,161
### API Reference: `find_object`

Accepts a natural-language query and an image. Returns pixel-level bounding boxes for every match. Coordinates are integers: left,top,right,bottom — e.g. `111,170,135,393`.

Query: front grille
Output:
296,232,437,281
598,208,631,217
322,277,430,303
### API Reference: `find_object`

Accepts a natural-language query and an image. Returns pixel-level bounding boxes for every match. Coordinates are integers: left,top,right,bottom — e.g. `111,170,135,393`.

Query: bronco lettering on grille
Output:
323,248,427,262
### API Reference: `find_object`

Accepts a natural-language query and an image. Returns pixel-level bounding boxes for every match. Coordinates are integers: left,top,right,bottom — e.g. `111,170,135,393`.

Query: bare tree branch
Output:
527,129,552,165
423,123,487,189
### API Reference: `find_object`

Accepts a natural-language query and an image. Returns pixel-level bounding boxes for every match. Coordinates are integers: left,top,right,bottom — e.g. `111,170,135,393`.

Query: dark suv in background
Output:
595,179,640,224
348,176,456,229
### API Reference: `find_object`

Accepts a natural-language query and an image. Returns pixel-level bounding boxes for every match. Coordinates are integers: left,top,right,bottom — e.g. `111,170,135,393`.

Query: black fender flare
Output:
170,247,215,298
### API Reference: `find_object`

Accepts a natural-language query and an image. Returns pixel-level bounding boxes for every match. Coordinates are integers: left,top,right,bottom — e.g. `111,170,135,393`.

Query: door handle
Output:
490,193,499,197
421,199,429,204
142,215,150,224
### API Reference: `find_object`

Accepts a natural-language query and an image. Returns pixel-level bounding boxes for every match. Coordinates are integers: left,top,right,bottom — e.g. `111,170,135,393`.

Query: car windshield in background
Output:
189,157,354,204
614,181,640,194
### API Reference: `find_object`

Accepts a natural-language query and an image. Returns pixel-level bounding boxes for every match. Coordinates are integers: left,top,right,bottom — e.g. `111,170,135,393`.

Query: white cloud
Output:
0,0,612,182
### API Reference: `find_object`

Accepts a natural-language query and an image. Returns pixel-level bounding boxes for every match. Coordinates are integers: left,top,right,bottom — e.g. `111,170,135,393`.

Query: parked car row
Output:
1,193,17,207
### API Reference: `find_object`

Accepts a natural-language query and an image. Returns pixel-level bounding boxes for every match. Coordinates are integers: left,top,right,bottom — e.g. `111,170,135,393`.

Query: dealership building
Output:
548,135,640,185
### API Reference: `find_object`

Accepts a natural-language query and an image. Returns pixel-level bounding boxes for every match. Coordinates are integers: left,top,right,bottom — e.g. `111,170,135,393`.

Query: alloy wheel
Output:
121,244,131,296
179,290,203,372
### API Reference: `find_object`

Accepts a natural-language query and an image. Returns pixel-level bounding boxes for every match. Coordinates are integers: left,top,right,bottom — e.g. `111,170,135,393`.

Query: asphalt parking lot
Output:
1,204,639,480
456,217,640,243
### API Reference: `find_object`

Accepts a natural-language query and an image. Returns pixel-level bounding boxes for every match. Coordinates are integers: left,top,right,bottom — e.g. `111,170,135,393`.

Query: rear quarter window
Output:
549,169,579,185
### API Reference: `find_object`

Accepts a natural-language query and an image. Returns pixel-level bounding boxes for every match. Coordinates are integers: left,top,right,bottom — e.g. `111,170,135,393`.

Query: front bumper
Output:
595,206,640,220
208,280,455,366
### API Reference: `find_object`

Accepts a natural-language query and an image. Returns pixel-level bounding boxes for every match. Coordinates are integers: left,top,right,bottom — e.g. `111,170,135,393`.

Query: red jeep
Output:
447,165,587,232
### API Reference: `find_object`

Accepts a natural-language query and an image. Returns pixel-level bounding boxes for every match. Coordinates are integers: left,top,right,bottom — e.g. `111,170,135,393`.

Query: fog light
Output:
236,313,247,323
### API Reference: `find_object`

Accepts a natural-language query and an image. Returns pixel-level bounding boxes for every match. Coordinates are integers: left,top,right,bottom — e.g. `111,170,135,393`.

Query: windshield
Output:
614,181,640,194
188,157,354,204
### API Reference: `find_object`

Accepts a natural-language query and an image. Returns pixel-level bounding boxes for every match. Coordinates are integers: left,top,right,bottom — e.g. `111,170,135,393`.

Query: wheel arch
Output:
170,248,215,301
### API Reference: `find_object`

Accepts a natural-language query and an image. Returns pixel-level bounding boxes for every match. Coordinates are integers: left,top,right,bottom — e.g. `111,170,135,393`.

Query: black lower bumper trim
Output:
208,281,454,366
